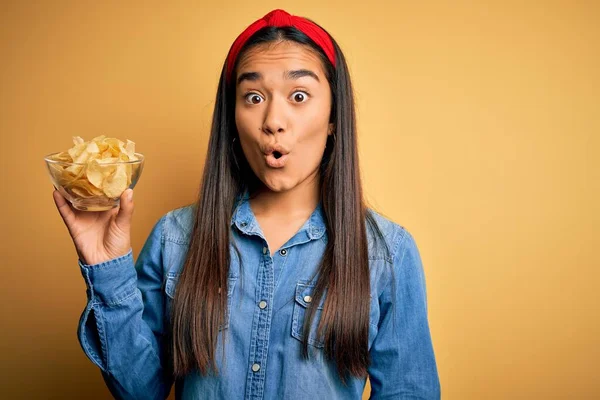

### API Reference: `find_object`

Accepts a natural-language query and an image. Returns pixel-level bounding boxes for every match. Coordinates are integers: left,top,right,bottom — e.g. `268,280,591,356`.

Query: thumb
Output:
115,189,134,229
53,189,75,225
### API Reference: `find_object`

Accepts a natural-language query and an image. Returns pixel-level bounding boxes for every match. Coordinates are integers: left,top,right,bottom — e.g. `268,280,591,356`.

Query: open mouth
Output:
264,152,288,168
263,143,290,168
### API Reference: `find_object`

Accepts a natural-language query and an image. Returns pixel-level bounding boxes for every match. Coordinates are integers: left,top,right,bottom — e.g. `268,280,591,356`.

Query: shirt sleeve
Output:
77,215,173,400
368,229,441,400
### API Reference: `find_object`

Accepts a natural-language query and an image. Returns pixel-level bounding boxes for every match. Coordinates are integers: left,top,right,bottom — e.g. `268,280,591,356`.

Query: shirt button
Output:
279,249,287,256
252,363,261,372
258,300,267,309
304,295,312,303
262,247,268,254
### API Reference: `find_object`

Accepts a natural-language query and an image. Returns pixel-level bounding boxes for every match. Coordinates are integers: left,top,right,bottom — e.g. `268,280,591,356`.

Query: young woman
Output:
53,9,441,399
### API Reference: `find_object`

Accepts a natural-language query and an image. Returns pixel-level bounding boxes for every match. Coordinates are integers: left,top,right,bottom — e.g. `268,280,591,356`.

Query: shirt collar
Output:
231,191,326,240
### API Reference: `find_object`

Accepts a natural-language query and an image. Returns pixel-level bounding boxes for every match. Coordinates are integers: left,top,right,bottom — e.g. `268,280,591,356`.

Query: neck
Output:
249,173,320,219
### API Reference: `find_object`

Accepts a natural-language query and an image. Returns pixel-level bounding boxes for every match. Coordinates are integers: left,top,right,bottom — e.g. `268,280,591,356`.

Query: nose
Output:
262,97,287,135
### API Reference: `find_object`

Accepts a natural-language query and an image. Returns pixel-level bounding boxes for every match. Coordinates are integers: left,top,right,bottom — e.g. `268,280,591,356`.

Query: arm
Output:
77,215,173,400
368,229,441,400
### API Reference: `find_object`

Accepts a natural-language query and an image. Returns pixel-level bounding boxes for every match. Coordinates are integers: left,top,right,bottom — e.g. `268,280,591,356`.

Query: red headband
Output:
225,9,336,83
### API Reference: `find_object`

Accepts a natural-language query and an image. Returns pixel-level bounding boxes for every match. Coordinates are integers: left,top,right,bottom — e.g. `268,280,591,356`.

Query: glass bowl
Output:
44,152,144,211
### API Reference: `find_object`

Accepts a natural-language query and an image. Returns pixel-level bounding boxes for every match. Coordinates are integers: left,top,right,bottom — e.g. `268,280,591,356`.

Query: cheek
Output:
296,109,329,148
293,131,328,169
235,107,262,151
290,107,330,167
306,101,331,125
235,106,252,135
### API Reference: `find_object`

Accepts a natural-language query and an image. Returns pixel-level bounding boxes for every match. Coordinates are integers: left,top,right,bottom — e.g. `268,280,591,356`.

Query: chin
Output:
259,173,296,193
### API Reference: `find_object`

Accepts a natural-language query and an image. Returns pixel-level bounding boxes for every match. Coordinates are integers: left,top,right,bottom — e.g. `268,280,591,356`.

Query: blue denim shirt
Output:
77,194,440,399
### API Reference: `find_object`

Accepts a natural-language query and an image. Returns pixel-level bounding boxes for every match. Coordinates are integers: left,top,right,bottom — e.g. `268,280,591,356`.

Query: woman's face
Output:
234,40,333,193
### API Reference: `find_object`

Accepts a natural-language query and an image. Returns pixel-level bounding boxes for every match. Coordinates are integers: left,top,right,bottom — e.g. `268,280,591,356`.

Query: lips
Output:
263,143,290,156
264,153,288,168
263,143,290,168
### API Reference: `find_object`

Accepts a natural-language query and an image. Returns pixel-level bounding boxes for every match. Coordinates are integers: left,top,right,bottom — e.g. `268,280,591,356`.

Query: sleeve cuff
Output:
78,249,137,306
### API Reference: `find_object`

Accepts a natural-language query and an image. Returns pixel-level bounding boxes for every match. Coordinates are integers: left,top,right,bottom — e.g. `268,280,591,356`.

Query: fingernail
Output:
129,190,134,201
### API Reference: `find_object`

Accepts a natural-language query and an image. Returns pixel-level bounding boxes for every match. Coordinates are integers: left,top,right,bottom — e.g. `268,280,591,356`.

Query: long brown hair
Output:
169,23,387,384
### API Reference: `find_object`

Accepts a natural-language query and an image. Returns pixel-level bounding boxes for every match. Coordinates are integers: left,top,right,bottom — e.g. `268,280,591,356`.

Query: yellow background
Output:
1,1,598,399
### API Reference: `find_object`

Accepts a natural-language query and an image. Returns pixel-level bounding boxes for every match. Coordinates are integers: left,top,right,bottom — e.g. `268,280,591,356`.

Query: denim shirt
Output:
77,194,441,400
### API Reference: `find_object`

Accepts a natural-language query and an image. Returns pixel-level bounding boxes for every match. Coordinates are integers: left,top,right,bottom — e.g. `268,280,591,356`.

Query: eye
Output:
244,93,264,105
291,91,309,103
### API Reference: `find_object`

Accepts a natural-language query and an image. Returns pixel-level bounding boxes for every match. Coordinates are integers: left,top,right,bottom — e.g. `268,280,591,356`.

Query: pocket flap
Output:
295,282,325,310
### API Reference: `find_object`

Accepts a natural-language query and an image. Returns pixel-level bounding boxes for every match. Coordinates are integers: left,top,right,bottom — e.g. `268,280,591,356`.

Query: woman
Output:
53,9,441,399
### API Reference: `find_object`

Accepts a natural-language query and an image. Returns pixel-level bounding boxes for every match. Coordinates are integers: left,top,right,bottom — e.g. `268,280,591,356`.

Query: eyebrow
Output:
285,69,320,82
236,69,320,85
237,72,261,85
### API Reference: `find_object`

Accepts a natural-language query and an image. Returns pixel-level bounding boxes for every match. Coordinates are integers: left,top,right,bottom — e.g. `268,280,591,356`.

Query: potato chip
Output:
53,151,71,162
49,135,139,200
69,178,104,198
85,160,105,189
103,164,128,198
125,140,137,160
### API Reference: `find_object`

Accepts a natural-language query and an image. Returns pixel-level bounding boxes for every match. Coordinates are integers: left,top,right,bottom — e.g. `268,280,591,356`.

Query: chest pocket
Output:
291,281,326,348
165,272,238,331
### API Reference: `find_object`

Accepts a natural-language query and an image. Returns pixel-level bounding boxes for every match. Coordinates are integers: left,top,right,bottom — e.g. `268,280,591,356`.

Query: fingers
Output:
115,189,134,229
53,189,75,225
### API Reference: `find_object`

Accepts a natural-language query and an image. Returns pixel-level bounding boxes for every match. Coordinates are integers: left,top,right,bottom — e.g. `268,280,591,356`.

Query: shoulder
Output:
160,203,196,244
366,210,427,305
365,208,414,264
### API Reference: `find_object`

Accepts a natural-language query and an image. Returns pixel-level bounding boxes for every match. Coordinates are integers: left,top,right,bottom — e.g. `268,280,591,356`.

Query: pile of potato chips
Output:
49,135,140,199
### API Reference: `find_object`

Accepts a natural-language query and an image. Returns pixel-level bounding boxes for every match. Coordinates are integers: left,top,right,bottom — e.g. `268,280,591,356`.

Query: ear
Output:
328,123,335,136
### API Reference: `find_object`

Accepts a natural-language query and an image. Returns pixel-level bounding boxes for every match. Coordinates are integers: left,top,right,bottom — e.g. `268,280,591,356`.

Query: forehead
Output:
236,41,326,79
